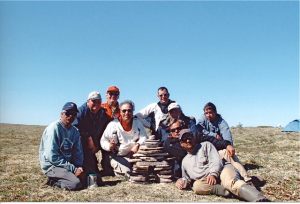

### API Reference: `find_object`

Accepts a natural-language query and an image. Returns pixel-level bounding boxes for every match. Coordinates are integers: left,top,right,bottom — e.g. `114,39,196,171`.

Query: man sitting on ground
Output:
175,129,269,202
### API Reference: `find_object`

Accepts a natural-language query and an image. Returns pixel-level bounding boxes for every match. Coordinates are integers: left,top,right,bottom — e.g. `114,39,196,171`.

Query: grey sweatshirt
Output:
181,142,223,183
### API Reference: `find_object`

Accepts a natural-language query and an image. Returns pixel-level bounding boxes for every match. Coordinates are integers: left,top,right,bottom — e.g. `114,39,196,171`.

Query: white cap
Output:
87,91,101,101
168,102,180,112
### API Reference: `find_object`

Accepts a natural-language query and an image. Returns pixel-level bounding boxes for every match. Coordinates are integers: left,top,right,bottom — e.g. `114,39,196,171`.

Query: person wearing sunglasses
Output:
73,91,111,186
197,102,252,182
165,119,234,179
101,100,147,177
39,102,84,190
101,86,121,121
175,129,269,202
135,86,175,136
157,102,196,142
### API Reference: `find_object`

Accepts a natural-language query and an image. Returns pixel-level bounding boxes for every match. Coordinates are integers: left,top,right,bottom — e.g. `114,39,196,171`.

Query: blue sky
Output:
0,1,299,127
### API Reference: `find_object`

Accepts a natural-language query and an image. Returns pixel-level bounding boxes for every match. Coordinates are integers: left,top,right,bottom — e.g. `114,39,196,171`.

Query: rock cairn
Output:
127,135,175,183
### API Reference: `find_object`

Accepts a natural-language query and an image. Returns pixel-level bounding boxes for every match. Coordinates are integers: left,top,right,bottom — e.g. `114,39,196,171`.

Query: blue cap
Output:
62,102,78,113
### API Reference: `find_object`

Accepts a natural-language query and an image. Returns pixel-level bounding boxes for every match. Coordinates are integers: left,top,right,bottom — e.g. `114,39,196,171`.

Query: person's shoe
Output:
96,176,104,186
211,184,231,197
100,169,115,177
238,184,268,202
257,198,271,202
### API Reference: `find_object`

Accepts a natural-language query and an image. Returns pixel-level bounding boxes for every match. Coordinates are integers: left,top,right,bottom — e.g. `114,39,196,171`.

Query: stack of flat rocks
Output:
127,135,175,183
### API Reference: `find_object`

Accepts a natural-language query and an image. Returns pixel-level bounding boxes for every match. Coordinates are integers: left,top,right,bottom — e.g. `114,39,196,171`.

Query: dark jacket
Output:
73,103,110,150
195,130,231,151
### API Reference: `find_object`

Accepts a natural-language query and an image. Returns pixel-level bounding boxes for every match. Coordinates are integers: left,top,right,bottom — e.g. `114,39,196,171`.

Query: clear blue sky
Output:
0,1,299,127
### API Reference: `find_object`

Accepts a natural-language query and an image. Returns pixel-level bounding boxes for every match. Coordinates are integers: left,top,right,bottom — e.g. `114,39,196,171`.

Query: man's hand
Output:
216,133,223,140
175,178,188,190
74,167,84,177
206,175,217,185
226,145,235,157
109,139,118,153
87,136,97,153
130,143,140,154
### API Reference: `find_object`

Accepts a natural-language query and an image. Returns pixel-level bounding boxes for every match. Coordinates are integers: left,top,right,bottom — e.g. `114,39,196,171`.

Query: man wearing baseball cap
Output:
39,102,84,190
176,129,269,202
101,86,121,121
74,91,111,186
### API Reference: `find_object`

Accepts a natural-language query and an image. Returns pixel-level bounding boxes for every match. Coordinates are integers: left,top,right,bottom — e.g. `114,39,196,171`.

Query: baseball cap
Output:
107,86,120,93
87,91,101,101
62,102,78,113
178,129,193,141
168,102,181,112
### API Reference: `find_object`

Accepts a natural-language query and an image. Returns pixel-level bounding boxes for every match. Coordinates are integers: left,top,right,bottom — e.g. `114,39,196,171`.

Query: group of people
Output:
39,86,269,202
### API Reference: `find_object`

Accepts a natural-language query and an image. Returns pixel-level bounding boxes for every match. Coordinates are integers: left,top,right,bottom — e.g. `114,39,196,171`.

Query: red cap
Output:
107,86,120,93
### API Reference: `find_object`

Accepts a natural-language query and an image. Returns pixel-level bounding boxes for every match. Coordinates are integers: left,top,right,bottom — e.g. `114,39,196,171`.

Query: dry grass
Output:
0,123,299,202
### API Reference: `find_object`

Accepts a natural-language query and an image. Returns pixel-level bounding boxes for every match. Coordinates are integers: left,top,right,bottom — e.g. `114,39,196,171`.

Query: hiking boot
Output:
238,184,268,202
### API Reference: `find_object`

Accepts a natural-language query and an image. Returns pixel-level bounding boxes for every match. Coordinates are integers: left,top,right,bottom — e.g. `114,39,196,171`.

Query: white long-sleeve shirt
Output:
101,118,147,156
135,103,168,131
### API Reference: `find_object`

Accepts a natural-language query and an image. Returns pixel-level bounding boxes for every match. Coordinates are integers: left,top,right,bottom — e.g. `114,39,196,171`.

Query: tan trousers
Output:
218,149,250,180
192,164,246,196
110,155,132,175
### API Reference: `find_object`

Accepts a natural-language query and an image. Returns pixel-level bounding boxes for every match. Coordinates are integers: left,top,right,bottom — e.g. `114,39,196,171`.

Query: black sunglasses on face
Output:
170,127,182,133
65,111,77,117
121,109,132,113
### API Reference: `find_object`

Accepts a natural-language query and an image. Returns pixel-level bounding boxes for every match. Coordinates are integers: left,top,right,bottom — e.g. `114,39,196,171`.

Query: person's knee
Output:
221,165,245,193
192,179,211,195
63,177,82,190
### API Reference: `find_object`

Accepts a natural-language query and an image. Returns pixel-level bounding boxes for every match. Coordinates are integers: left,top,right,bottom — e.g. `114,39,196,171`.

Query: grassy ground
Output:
0,123,299,202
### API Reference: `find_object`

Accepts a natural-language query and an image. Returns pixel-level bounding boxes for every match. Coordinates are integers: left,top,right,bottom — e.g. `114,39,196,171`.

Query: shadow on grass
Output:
251,176,266,190
101,179,123,186
244,163,263,170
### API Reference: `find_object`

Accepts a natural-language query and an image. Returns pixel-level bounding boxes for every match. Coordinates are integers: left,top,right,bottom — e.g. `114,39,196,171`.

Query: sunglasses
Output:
65,111,77,117
109,92,119,96
121,109,132,113
169,126,182,133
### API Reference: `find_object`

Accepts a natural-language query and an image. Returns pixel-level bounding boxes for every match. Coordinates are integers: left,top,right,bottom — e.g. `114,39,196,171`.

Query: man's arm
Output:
197,117,217,138
200,135,232,150
72,130,84,168
218,119,233,144
202,142,223,178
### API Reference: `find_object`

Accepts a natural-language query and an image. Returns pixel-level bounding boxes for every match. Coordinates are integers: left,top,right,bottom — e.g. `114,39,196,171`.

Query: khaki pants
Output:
110,155,132,175
192,164,246,196
218,149,250,180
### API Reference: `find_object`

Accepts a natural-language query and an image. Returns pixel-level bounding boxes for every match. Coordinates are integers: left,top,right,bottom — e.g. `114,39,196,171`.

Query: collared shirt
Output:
197,114,233,144
101,102,120,121
135,100,175,131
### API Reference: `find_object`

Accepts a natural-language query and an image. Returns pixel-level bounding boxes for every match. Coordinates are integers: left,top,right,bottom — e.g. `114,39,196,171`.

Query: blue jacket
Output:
197,114,233,144
39,120,83,173
73,103,110,149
